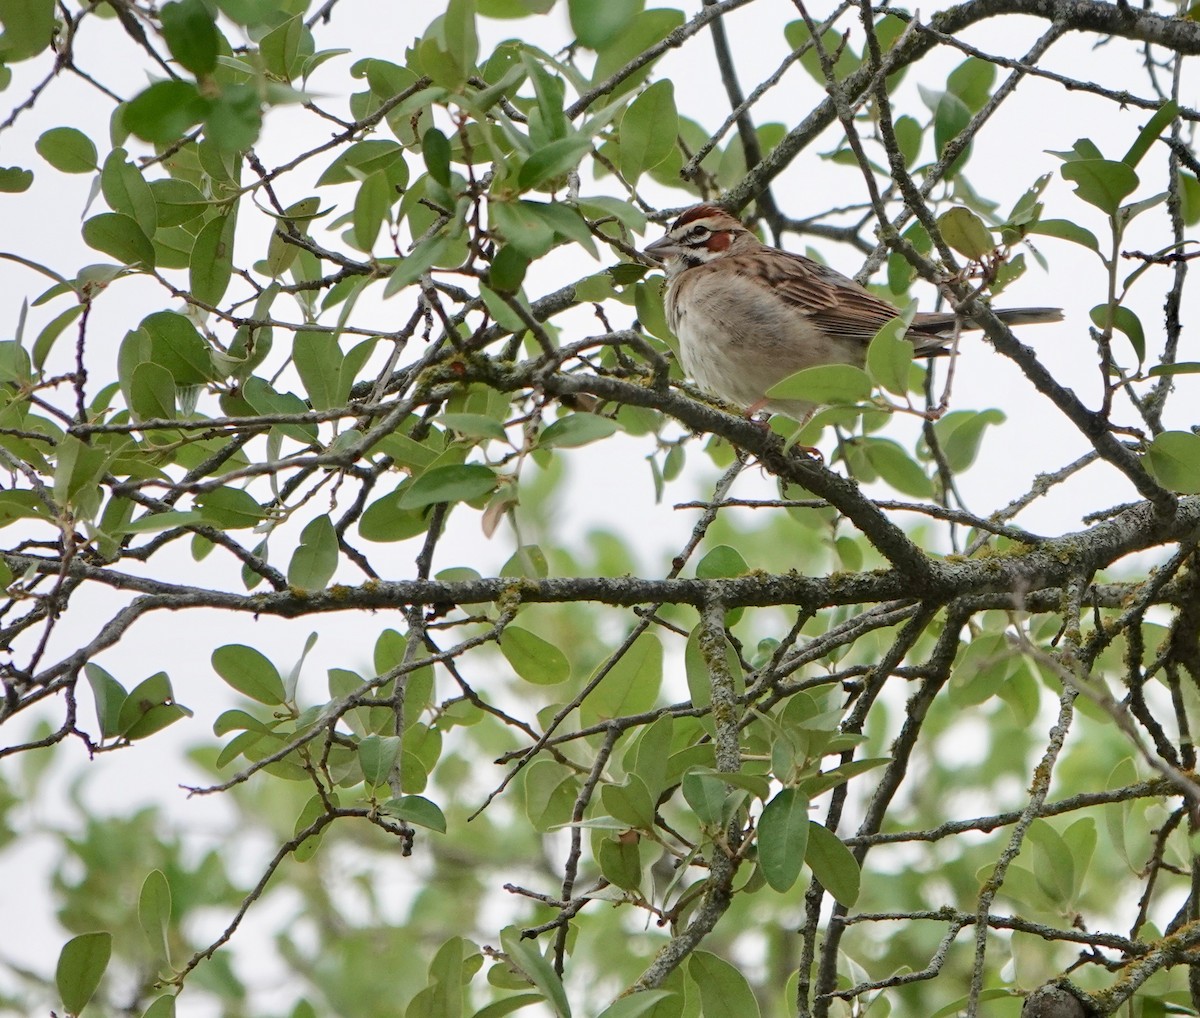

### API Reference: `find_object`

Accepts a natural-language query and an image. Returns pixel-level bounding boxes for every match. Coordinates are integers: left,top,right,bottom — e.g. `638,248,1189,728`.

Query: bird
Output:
643,203,1063,421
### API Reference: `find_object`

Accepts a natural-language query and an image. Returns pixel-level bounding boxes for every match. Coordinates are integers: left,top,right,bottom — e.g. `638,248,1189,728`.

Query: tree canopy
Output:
3,1,1200,1016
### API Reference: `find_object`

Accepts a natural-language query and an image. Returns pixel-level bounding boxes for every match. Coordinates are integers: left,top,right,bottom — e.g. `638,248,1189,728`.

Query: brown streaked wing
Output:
730,248,902,343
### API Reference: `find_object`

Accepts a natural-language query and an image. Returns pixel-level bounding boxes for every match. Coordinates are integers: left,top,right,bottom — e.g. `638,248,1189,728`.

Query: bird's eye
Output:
688,225,709,240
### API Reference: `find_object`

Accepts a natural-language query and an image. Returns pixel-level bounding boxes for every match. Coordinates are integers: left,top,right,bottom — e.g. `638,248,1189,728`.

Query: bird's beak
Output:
643,234,680,263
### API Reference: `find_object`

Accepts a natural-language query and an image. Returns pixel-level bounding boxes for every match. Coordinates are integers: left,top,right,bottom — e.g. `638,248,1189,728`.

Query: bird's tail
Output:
906,306,1062,355
991,307,1064,327
913,306,1064,332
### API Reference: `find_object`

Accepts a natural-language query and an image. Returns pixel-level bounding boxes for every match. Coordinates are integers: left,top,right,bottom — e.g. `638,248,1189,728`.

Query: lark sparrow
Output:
644,204,1062,420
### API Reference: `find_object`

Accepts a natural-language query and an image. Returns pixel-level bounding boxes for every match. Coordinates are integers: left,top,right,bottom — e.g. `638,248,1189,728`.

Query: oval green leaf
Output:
36,126,98,173
287,514,338,590
83,213,155,269
382,794,447,833
758,788,810,892
398,464,498,509
56,931,112,1016
212,644,286,705
805,821,860,906
500,626,570,684
767,363,871,405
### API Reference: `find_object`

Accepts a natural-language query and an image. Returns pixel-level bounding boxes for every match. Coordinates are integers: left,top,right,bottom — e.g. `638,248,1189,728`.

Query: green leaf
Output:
1026,218,1100,253
33,302,85,370
486,247,528,294
288,514,338,590
522,52,567,144
865,316,916,397
399,464,497,509
292,330,342,410
117,671,189,740
930,990,1019,1018
1179,171,1200,226
595,991,677,1018
937,206,994,260
36,127,98,173
151,178,209,226
293,791,335,862
191,211,237,305
142,310,217,385
1090,303,1145,364
527,202,598,259
784,19,858,84
597,831,642,889
517,136,592,191
767,363,872,405
359,486,429,542
946,56,996,113
442,0,480,73
423,126,452,187
893,115,922,165
1026,819,1073,904
499,926,571,1017
194,486,266,528
539,414,619,449
161,0,220,76
83,213,155,269
129,361,177,421
490,200,555,259
352,169,391,251
861,438,933,498
930,408,1005,472
0,0,56,62
141,995,177,1018
125,81,209,144
929,89,970,164
317,139,408,187
260,13,305,80
587,632,662,721
591,9,683,100
0,166,33,192
500,626,570,684
1061,159,1139,216
1148,361,1200,377
1123,100,1178,169
205,81,262,151
56,932,112,1015
213,709,272,736
1144,430,1200,493
359,734,401,786
687,951,761,1018
758,788,810,892
600,775,655,830
696,544,748,579
949,631,1019,707
381,794,447,832
570,0,643,49
84,663,127,739
212,644,287,705
471,995,547,1018
382,233,452,296
805,821,859,906
681,770,726,827
138,870,172,964
437,412,509,443
620,80,676,182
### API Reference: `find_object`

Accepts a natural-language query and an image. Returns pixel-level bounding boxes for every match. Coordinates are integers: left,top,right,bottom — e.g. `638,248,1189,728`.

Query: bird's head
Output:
644,204,749,273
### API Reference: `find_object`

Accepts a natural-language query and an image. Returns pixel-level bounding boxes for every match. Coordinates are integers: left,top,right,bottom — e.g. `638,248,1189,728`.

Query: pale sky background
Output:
0,2,1194,1014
